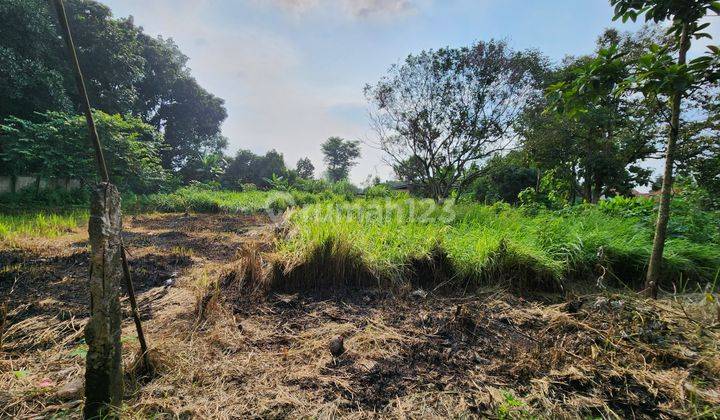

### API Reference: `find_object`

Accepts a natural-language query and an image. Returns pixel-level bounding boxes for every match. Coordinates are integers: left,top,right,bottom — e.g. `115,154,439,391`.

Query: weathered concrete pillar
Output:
84,183,124,418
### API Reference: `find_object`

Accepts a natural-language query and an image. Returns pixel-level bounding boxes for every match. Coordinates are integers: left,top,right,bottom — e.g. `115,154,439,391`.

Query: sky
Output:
101,0,717,184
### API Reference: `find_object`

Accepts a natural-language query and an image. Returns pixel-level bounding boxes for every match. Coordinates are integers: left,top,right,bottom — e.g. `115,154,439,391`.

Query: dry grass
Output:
2,213,719,419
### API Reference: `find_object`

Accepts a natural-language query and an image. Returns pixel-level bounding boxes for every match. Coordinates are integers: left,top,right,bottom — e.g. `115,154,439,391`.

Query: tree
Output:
221,149,289,189
296,157,315,179
0,0,228,175
223,149,257,189
613,0,720,298
321,137,361,182
525,29,664,204
180,152,226,184
152,76,227,170
0,0,72,120
0,111,168,193
366,40,546,201
551,0,720,297
470,151,538,204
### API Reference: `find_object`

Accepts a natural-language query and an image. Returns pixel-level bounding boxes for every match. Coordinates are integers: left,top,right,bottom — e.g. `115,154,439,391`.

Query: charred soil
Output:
1,213,719,418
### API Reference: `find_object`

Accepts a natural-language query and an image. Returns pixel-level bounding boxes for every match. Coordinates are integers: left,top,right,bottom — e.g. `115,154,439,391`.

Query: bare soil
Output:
1,213,719,419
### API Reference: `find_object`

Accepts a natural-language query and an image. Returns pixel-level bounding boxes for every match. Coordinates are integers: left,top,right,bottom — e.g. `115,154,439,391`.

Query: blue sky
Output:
100,0,696,183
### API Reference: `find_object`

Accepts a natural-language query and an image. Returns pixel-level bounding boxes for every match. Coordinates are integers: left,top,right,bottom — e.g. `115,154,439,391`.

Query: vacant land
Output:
2,204,719,418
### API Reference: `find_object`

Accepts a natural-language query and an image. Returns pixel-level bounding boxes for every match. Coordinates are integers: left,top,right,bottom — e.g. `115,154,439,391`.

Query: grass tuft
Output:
274,198,720,293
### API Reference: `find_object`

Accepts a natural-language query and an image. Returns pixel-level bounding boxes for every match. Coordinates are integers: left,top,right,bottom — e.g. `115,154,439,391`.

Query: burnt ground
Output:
1,213,719,419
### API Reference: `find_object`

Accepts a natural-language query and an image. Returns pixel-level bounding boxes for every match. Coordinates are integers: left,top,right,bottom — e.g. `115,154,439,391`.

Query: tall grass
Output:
0,210,88,240
276,199,720,291
124,186,329,214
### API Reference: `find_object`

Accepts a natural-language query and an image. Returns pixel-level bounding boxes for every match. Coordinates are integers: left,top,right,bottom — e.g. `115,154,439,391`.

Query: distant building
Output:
386,181,411,194
631,188,679,199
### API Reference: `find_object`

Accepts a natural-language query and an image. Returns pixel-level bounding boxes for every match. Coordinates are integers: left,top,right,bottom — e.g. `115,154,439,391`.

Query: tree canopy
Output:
296,157,315,179
321,137,361,182
366,40,547,200
0,111,168,193
222,149,290,190
0,0,227,177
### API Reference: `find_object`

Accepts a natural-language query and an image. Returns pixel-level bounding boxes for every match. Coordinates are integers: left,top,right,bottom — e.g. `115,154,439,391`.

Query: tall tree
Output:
0,0,227,175
551,0,720,297
366,40,546,201
296,157,315,179
321,137,361,182
222,149,289,189
470,151,538,205
529,29,663,204
612,0,720,298
0,0,71,120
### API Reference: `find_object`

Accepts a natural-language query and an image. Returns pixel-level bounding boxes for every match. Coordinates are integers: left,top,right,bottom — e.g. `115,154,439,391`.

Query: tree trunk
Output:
570,164,577,205
592,174,602,204
583,174,592,203
644,24,690,299
84,183,124,418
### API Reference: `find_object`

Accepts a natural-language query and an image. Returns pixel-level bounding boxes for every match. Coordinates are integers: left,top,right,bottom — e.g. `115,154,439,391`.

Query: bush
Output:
599,195,654,219
0,111,170,194
241,183,258,192
365,184,392,199
330,180,360,200
0,187,90,209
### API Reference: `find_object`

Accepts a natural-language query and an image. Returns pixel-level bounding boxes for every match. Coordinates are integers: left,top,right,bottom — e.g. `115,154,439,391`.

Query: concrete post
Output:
84,183,124,418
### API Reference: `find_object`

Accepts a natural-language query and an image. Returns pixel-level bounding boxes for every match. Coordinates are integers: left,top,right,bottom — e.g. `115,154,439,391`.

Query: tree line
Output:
0,0,368,192
365,0,720,297
0,0,226,188
366,25,718,208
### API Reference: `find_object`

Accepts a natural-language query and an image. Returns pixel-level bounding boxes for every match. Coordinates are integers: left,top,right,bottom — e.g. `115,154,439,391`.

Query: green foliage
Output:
180,152,227,184
330,180,360,200
497,390,529,420
295,157,315,179
364,184,392,199
599,194,720,244
321,137,361,182
0,188,90,209
470,152,538,205
222,149,289,190
292,178,331,194
278,197,720,290
520,27,662,205
0,0,227,175
0,111,169,193
0,209,87,240
125,186,323,214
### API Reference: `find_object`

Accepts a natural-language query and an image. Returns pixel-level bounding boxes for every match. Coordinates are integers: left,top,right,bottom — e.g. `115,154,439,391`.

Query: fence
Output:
0,175,81,194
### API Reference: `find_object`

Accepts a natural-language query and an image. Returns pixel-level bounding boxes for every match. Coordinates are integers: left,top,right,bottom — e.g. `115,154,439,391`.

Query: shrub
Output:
365,184,392,199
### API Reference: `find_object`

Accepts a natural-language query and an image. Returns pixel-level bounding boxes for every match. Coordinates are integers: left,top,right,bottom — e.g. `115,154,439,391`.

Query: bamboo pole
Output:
52,0,150,371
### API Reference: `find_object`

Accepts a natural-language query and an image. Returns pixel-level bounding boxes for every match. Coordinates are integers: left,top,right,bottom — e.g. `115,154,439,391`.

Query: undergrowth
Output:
276,198,720,292
123,186,338,214
0,210,88,240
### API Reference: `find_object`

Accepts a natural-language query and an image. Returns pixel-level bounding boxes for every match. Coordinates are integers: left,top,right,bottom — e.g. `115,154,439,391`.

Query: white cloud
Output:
257,0,420,20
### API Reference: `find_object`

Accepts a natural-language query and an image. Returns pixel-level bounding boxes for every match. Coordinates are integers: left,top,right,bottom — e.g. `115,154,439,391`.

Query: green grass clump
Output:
124,186,330,214
0,210,88,240
276,198,720,292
